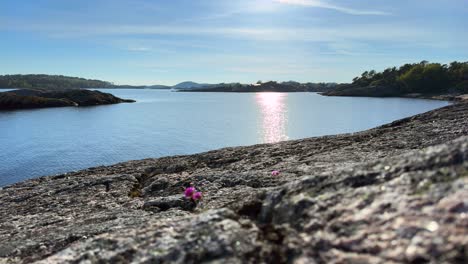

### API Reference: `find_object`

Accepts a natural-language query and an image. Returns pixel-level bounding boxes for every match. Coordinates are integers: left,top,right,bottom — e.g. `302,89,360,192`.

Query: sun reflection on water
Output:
256,93,288,143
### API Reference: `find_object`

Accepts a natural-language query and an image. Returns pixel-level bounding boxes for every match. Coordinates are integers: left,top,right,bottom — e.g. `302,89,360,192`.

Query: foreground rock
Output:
0,102,467,263
0,89,135,110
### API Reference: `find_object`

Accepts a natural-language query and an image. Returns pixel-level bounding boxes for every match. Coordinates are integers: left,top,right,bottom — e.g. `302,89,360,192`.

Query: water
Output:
0,89,449,186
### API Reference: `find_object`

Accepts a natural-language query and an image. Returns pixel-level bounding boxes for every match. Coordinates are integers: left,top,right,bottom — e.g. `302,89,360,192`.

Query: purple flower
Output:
271,170,280,176
184,186,196,198
192,192,202,201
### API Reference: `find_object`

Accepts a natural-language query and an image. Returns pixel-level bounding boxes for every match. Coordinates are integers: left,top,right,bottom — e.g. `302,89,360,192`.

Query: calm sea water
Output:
0,89,449,186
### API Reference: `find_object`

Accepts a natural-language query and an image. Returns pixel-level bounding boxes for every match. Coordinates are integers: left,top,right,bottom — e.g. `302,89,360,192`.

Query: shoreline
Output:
0,89,135,110
3,87,464,103
175,89,468,102
319,92,468,102
0,95,451,188
0,102,467,262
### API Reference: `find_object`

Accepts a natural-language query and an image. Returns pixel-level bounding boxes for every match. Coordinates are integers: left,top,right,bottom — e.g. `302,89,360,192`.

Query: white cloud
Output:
126,47,151,52
274,0,390,15
227,65,320,75
6,20,466,52
9,23,426,43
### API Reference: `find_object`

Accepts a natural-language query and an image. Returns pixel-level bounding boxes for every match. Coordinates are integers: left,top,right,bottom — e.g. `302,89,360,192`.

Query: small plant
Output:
184,186,196,198
184,186,202,202
192,191,202,200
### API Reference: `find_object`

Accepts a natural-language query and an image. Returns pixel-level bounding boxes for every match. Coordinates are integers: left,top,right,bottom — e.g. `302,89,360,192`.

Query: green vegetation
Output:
0,74,114,90
179,81,337,92
325,61,468,97
0,74,172,90
4,61,466,95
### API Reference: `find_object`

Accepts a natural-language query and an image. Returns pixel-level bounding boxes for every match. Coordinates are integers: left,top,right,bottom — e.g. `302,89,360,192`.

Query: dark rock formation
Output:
0,102,467,263
0,89,135,110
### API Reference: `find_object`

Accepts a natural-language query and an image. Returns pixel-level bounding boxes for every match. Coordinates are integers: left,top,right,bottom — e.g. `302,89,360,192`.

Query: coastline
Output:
3,87,464,103
320,92,468,102
178,88,468,103
0,102,467,263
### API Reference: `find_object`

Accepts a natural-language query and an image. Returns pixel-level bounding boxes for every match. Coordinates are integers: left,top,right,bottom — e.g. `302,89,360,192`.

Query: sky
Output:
1,0,467,85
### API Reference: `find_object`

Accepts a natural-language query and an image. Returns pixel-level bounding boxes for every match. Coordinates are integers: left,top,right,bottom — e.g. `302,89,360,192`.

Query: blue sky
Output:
1,0,467,85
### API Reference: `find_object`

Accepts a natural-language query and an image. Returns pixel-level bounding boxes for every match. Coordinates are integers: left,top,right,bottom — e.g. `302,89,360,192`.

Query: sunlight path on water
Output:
256,93,288,143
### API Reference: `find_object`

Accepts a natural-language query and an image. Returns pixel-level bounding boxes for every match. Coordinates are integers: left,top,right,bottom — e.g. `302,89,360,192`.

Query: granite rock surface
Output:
0,102,467,263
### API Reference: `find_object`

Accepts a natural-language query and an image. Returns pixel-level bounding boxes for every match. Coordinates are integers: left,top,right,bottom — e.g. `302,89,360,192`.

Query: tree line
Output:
351,61,468,94
0,74,114,90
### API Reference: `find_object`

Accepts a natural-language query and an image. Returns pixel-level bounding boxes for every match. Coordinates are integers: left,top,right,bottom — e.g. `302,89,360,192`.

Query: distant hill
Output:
146,84,171,89
179,81,338,93
0,74,115,90
172,81,215,90
0,75,193,90
0,74,336,93
323,61,468,98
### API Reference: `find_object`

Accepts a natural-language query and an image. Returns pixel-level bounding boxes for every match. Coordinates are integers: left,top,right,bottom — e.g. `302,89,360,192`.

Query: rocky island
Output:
0,101,467,263
0,89,135,110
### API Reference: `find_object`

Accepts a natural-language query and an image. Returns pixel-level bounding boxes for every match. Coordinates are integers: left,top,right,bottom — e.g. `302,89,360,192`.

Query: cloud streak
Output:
126,47,151,52
275,0,390,15
8,23,428,44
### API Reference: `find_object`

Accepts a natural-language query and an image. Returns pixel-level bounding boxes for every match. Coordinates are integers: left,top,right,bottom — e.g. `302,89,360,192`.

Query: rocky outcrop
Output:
0,102,467,263
0,89,135,110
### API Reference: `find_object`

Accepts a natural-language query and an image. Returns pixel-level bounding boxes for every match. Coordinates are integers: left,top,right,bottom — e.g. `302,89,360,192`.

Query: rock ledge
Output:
0,102,467,263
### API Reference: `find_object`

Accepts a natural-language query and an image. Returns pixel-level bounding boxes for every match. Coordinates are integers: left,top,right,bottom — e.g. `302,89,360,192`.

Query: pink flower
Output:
271,170,280,176
192,192,202,201
184,186,196,198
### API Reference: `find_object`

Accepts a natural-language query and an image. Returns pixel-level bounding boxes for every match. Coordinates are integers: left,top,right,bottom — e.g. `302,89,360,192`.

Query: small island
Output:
0,89,135,110
177,81,337,93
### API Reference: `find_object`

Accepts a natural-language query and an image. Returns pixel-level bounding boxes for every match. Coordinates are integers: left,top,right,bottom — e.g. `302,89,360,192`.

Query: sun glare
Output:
256,93,288,143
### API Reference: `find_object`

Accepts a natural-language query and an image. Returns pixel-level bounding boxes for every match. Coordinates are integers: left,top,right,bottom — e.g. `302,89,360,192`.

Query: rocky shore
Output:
0,89,135,110
0,102,467,263
322,88,468,102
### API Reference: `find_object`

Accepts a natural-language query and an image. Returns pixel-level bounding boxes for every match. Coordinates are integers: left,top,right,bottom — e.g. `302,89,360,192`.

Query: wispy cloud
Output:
126,46,151,52
227,65,319,75
275,0,390,15
6,23,426,43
